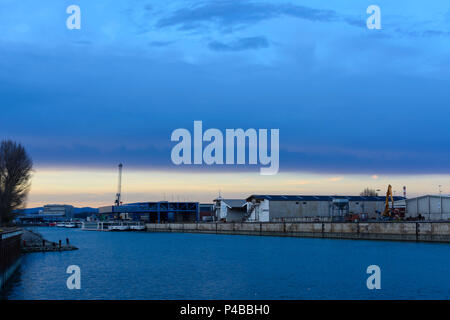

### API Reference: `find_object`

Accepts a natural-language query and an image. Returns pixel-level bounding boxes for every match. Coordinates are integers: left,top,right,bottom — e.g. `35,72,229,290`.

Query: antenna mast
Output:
115,163,123,206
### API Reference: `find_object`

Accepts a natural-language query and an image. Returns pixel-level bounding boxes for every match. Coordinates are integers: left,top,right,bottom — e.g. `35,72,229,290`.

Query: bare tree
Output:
360,187,378,197
0,140,33,226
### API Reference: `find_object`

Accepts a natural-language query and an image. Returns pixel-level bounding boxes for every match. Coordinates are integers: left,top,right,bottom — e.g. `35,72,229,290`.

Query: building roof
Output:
405,195,450,201
124,201,198,206
215,199,247,208
246,195,406,202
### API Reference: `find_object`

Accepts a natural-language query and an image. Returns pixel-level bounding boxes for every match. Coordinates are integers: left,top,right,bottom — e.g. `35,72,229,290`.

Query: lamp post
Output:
439,185,443,221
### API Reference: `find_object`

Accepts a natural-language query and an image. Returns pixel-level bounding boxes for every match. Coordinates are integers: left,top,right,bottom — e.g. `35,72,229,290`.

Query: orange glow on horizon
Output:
25,168,450,208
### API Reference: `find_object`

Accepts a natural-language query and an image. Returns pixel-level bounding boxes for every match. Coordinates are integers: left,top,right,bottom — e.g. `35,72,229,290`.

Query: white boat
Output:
82,221,110,231
64,223,77,228
129,225,145,231
82,221,143,231
108,225,130,231
56,223,65,227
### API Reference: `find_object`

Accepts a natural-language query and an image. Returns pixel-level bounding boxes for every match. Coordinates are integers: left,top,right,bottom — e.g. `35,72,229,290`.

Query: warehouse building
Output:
405,195,450,221
98,201,200,223
244,195,406,222
213,198,247,222
199,203,215,222
43,204,74,219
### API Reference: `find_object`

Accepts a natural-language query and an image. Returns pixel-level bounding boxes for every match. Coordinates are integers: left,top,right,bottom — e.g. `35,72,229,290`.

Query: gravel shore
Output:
21,229,78,253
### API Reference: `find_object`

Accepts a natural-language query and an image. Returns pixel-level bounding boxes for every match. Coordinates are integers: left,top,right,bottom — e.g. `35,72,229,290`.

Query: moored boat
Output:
108,225,130,231
129,225,145,231
64,223,77,228
82,221,144,231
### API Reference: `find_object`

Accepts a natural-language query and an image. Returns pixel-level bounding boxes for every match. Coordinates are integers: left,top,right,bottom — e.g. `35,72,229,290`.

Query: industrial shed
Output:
245,195,406,222
98,201,200,223
405,195,450,221
213,198,247,222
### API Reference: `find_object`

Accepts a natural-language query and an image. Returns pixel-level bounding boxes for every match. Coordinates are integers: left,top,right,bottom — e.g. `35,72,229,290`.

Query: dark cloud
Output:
400,29,450,37
154,1,450,38
2,40,450,174
208,36,269,51
25,140,450,175
155,1,349,31
390,17,450,38
149,40,174,47
73,40,93,45
2,1,450,175
343,16,366,28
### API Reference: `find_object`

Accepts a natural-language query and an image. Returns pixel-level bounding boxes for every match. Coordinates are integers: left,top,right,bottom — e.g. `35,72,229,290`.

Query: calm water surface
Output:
2,227,449,299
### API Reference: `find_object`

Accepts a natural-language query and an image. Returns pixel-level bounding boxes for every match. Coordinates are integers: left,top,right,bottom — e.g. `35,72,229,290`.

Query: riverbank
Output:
145,221,450,243
21,229,78,253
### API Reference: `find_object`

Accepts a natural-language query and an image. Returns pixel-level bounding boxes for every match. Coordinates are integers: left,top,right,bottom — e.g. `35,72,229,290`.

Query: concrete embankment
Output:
145,222,450,243
21,229,78,253
1,228,22,289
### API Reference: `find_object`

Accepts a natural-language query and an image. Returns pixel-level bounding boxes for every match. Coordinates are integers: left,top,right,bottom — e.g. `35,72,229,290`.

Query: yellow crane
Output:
382,184,394,217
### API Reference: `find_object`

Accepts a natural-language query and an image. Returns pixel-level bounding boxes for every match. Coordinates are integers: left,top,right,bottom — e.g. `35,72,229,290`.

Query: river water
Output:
2,227,449,299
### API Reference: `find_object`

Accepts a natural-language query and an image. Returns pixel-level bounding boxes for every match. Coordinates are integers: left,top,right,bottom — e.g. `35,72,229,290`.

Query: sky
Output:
1,0,450,207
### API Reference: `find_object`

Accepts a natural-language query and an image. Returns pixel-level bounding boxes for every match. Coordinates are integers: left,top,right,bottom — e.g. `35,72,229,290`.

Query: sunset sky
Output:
1,0,450,207
27,168,448,207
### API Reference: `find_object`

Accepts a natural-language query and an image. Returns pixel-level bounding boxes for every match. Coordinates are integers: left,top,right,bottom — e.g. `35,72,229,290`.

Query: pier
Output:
145,221,450,243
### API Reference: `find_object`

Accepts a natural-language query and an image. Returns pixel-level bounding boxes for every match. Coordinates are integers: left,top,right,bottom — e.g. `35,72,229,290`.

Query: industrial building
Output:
213,198,247,222
43,204,74,219
244,195,406,222
405,195,450,221
97,165,201,223
98,201,200,223
14,204,75,224
199,203,214,221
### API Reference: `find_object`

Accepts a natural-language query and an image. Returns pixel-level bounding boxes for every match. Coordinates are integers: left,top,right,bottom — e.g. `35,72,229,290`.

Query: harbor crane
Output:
114,163,123,206
382,184,394,218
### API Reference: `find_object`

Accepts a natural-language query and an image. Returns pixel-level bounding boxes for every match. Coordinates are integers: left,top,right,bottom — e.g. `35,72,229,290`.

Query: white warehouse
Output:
245,195,405,222
405,195,450,221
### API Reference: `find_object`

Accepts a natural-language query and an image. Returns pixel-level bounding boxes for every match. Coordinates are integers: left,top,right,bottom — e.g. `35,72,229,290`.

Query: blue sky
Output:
1,1,450,205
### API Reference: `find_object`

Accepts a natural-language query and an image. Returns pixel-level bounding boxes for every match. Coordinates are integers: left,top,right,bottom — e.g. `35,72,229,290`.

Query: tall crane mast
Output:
114,163,123,206
382,184,394,217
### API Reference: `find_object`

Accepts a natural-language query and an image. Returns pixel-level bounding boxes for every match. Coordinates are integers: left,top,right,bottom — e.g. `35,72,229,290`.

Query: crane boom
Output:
115,163,123,206
382,184,394,217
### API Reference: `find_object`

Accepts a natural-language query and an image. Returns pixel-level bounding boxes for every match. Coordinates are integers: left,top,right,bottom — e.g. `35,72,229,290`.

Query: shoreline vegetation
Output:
21,229,78,253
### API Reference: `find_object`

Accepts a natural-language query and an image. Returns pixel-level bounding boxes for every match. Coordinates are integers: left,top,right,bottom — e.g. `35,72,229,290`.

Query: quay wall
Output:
0,228,23,289
145,222,450,243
